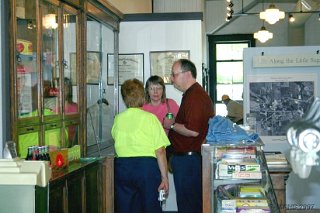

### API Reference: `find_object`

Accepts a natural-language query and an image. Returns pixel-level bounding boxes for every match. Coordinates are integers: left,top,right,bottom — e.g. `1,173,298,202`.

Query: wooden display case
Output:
9,0,122,157
48,156,114,213
8,0,123,212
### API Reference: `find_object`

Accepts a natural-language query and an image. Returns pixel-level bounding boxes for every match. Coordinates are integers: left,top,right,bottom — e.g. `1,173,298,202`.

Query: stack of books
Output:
215,147,257,159
264,152,290,170
216,146,262,180
220,185,271,213
218,158,261,179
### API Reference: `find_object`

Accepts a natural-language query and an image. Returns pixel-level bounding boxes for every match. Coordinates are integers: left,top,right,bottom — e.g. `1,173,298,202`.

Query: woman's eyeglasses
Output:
148,87,163,92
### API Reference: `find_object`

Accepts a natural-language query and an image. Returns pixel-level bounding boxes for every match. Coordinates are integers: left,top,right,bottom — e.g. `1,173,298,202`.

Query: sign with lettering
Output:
253,54,320,67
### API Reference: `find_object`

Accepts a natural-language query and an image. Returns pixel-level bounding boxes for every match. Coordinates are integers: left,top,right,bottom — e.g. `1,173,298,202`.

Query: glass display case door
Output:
15,0,41,157
61,5,80,148
14,0,81,157
10,0,122,158
86,16,116,156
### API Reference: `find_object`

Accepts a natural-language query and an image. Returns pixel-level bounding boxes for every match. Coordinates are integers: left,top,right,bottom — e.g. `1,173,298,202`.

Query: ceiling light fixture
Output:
227,2,233,11
225,0,234,22
260,4,285,25
289,14,295,23
42,14,58,29
226,9,234,17
254,26,273,43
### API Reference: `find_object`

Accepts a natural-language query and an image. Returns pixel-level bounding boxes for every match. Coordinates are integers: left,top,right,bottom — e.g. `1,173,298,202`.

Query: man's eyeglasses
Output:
170,71,185,77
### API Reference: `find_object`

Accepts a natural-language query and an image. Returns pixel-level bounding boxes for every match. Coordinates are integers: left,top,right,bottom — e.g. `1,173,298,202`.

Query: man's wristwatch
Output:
170,123,175,130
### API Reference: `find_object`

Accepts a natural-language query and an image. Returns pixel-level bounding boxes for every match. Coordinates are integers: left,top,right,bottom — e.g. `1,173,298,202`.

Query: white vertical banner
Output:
244,46,320,209
0,0,3,158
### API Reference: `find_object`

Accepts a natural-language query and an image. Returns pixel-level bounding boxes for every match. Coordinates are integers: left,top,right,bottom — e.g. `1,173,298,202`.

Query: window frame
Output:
208,34,255,114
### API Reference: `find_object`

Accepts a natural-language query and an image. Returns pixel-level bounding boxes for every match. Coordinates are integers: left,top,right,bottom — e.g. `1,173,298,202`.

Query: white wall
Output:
119,19,203,211
305,13,320,45
153,0,204,13
118,20,203,112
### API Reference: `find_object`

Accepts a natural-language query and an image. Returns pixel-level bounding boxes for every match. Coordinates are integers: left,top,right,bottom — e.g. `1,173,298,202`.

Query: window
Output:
208,34,255,116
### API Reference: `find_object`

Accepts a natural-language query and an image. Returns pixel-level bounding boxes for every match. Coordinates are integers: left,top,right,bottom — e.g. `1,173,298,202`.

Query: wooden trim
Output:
123,12,203,22
96,0,123,19
102,156,114,213
86,2,120,30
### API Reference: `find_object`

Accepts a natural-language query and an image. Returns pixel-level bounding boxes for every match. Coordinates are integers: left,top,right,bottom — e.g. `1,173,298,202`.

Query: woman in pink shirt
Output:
142,75,179,135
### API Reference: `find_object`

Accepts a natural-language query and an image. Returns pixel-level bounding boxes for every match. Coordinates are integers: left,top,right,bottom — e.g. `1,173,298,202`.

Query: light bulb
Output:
259,4,285,25
254,26,273,43
289,14,295,23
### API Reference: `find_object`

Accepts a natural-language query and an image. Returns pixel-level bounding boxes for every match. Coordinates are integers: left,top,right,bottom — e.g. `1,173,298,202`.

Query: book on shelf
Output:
221,210,236,213
236,206,270,213
222,198,269,208
239,185,266,198
221,199,270,213
222,153,257,159
232,171,262,179
236,198,269,207
221,208,270,213
218,158,261,178
215,146,257,158
264,153,288,165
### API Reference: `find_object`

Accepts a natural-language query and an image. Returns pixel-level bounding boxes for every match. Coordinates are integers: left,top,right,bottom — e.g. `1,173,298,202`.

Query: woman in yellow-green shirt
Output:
112,78,170,213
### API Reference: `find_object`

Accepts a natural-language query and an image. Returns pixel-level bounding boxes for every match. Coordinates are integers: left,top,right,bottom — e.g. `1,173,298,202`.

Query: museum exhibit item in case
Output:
202,139,280,213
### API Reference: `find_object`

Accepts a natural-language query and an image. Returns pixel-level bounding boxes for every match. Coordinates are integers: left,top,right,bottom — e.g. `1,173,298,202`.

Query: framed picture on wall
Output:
86,51,101,85
107,53,144,85
150,50,190,84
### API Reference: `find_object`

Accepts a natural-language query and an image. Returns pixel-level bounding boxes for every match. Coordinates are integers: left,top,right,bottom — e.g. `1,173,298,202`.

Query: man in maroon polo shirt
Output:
166,59,215,213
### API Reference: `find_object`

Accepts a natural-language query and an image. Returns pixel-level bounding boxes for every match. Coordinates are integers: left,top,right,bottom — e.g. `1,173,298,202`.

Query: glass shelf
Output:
202,139,280,213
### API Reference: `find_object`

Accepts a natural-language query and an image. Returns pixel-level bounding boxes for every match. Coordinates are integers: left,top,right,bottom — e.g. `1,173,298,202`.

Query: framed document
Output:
150,50,190,84
86,51,101,84
107,53,144,85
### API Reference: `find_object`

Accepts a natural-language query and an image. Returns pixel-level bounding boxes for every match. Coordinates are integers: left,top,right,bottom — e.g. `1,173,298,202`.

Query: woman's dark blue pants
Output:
115,157,162,213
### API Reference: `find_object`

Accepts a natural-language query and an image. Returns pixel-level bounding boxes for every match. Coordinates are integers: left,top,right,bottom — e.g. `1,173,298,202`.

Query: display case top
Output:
203,138,264,148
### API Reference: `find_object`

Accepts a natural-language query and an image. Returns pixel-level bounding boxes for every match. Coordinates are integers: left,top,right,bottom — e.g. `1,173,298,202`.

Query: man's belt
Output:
173,151,200,156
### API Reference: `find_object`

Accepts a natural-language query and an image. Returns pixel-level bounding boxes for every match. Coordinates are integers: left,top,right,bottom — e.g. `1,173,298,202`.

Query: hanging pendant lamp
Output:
254,26,273,43
260,4,285,25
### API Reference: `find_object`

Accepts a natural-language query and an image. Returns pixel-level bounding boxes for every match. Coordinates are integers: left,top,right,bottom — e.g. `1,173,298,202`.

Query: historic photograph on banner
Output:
248,74,316,137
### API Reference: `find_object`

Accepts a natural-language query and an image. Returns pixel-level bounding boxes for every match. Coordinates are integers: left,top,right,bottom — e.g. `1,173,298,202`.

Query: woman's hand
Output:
158,176,169,193
155,146,169,194
162,117,175,130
